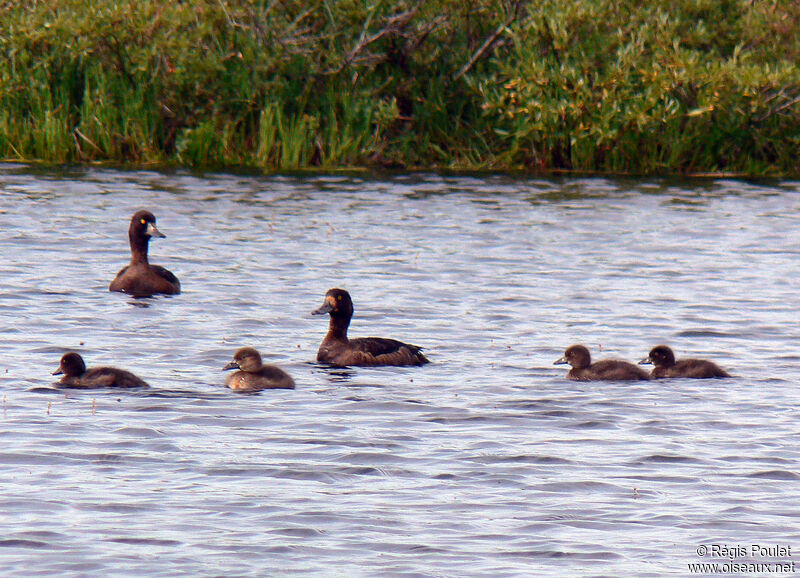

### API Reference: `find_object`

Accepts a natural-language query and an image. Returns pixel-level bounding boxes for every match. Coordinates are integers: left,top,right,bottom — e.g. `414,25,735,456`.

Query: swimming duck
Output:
223,347,295,391
639,345,731,378
52,352,150,388
554,344,650,381
312,288,429,367
109,210,181,297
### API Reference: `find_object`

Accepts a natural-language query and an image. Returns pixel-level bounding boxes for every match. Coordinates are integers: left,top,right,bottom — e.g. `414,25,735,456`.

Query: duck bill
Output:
312,302,333,316
146,222,166,238
222,361,240,371
638,357,653,365
553,356,568,365
52,368,63,376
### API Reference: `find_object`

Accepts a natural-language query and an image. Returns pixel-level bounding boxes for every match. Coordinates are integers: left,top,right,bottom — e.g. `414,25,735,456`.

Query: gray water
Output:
1,164,800,576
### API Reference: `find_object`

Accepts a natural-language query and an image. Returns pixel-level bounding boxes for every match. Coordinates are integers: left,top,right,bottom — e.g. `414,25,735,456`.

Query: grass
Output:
0,0,798,175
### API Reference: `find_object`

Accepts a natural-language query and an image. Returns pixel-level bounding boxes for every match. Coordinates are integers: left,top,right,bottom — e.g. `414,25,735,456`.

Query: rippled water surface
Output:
2,164,800,575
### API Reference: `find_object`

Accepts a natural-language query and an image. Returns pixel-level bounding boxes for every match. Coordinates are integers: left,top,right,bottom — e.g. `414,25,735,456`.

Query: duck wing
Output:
150,265,181,289
85,367,149,388
674,359,731,378
349,337,429,366
256,366,296,389
590,360,650,381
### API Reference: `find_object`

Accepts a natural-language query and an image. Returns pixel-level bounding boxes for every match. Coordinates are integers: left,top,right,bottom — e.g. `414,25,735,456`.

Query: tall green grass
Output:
480,0,800,174
0,0,798,174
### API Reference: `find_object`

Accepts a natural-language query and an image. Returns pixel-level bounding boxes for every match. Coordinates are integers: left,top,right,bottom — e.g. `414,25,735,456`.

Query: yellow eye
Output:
337,295,342,301
140,218,146,225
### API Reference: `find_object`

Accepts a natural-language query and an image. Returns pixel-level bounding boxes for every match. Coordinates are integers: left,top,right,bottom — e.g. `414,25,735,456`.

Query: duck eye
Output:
140,218,147,225
337,295,342,301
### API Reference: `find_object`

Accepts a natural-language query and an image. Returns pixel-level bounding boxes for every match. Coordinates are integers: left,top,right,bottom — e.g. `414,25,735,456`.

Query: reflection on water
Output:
1,164,800,574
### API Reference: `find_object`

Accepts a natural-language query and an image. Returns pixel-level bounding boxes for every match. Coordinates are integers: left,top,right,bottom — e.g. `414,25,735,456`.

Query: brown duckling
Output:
223,347,295,391
53,352,150,389
640,345,731,379
554,344,650,381
109,210,181,297
312,288,429,367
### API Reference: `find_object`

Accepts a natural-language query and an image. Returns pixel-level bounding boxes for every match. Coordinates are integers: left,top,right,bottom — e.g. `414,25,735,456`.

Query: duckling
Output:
640,345,731,378
554,344,650,381
223,347,295,391
53,352,150,388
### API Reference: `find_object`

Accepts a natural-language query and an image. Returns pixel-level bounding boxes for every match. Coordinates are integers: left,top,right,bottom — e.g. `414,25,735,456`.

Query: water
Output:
1,164,800,575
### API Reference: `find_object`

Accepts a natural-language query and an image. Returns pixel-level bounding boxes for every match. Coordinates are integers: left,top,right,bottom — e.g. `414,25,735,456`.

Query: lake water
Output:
1,164,800,575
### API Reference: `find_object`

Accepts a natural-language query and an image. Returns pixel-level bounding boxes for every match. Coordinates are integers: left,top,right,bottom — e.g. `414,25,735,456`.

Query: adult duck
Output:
109,210,180,297
312,288,429,367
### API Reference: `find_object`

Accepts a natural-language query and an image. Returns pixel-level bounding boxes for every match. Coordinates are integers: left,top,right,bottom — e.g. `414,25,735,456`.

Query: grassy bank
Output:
1,0,798,175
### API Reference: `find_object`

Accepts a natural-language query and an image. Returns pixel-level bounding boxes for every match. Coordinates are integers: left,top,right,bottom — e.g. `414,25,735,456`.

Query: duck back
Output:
60,367,150,389
569,360,650,382
226,366,295,391
653,358,731,379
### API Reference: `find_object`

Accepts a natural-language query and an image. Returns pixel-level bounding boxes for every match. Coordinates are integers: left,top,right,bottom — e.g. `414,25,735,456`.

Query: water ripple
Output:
1,165,800,574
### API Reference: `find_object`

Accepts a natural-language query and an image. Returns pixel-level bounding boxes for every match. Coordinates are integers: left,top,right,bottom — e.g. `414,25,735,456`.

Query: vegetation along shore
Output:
1,1,798,175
